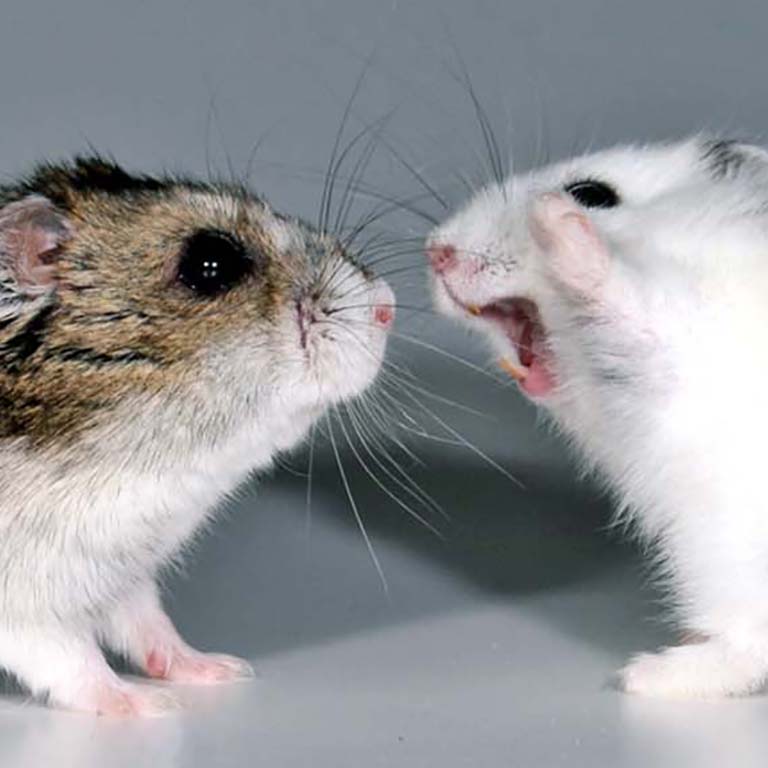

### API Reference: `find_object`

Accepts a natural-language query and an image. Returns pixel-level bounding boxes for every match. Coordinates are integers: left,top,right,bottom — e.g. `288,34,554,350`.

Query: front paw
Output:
145,648,254,685
616,641,768,699
75,681,180,717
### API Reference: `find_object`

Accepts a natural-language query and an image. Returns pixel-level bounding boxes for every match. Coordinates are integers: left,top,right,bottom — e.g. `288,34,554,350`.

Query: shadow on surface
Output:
165,448,665,662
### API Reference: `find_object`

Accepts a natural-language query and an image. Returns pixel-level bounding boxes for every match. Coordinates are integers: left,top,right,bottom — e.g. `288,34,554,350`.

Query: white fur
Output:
428,135,768,698
0,196,393,714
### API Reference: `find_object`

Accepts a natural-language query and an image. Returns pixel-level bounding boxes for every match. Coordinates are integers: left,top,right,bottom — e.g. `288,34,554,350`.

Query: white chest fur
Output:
0,400,320,623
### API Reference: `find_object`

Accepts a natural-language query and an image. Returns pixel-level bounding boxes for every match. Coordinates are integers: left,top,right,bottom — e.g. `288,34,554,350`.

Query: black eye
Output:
564,179,620,209
177,230,252,297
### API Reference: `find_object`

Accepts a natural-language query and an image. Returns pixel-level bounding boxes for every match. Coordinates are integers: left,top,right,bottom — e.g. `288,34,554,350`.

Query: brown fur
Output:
0,159,325,447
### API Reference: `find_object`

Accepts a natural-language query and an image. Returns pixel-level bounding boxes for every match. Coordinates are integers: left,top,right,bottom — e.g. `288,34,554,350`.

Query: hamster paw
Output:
103,583,254,687
64,680,179,717
145,648,254,685
616,640,768,699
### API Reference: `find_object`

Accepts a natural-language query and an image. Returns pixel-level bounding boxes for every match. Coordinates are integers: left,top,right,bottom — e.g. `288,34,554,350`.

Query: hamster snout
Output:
426,243,457,275
296,277,394,341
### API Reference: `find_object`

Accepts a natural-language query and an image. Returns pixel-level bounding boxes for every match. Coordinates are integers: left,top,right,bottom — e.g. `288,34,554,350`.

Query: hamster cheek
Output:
529,193,610,300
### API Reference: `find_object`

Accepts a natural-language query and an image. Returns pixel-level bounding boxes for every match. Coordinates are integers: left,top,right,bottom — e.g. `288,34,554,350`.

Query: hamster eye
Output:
177,230,252,297
564,179,620,209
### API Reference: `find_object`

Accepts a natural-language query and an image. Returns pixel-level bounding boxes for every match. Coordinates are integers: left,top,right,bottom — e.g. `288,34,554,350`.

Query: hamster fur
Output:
427,136,768,698
0,157,394,715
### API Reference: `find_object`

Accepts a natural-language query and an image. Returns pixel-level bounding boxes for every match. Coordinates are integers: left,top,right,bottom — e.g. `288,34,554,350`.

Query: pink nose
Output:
373,303,394,327
427,243,457,274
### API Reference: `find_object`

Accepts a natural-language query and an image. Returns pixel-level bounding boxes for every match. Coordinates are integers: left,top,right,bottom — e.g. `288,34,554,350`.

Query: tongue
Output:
519,359,557,397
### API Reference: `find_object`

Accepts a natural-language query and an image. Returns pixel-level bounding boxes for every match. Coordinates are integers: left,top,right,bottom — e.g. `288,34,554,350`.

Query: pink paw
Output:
145,649,254,685
71,681,179,718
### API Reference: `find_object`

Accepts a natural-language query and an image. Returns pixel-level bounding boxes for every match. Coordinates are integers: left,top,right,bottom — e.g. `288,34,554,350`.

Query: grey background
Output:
1,1,766,766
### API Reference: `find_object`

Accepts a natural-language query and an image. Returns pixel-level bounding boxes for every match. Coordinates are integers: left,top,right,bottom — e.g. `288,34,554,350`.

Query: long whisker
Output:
342,194,439,250
344,394,448,521
380,363,492,420
336,405,443,538
395,386,525,489
326,303,439,318
326,411,388,593
372,134,450,212
253,159,452,232
389,331,504,383
374,385,470,446
322,317,514,497
318,61,371,235
325,107,400,240
333,129,380,237
316,316,468,462
347,392,427,470
305,423,316,535
446,50,506,191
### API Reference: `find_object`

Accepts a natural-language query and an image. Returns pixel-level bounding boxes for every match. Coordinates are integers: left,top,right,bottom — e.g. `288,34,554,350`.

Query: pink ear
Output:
0,196,71,295
529,193,610,299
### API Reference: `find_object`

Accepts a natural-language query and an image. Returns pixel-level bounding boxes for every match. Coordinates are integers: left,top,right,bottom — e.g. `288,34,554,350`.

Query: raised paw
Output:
145,648,254,686
616,640,768,699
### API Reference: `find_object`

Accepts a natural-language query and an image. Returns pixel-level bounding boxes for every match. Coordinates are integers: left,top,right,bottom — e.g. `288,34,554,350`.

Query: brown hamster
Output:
0,157,394,715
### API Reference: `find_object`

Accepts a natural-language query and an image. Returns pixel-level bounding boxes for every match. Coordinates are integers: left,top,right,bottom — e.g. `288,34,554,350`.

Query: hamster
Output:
0,157,394,715
427,135,768,698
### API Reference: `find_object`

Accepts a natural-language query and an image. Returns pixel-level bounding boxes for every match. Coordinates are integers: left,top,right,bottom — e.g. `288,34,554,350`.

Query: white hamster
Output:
427,135,768,698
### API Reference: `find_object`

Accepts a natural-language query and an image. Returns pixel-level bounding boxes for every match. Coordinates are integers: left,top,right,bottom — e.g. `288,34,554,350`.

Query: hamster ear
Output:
529,193,610,299
0,196,71,314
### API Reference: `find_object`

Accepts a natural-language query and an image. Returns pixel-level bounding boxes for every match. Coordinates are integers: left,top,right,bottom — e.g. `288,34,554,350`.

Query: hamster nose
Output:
427,243,457,274
372,280,395,328
373,303,394,327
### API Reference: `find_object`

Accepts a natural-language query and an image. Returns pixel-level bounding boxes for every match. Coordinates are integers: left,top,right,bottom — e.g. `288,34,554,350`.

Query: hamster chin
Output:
0,157,394,716
427,134,768,699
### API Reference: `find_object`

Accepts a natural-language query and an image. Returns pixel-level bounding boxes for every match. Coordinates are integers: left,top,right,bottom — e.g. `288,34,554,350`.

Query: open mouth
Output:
450,291,557,398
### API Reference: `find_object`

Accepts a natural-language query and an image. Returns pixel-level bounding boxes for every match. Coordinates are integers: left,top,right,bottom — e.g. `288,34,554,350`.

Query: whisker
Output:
372,134,450,212
446,50,506,190
380,363,492,420
342,195,439,249
305,423,316,535
374,384,470,447
333,129,381,237
389,331,504,383
395,386,525,489
326,302,439,318
317,317,466,462
325,107,399,239
319,60,371,235
326,411,389,593
345,395,448,521
336,405,444,538
348,391,427,469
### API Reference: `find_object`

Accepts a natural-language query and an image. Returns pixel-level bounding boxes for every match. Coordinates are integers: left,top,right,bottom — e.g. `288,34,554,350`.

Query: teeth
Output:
498,357,528,381
466,304,482,316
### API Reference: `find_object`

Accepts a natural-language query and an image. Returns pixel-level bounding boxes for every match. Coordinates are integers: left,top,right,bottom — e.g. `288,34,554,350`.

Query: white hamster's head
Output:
426,135,768,399
0,158,394,447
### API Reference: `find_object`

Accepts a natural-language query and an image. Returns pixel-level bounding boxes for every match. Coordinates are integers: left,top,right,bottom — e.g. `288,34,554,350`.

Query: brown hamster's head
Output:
0,157,394,447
